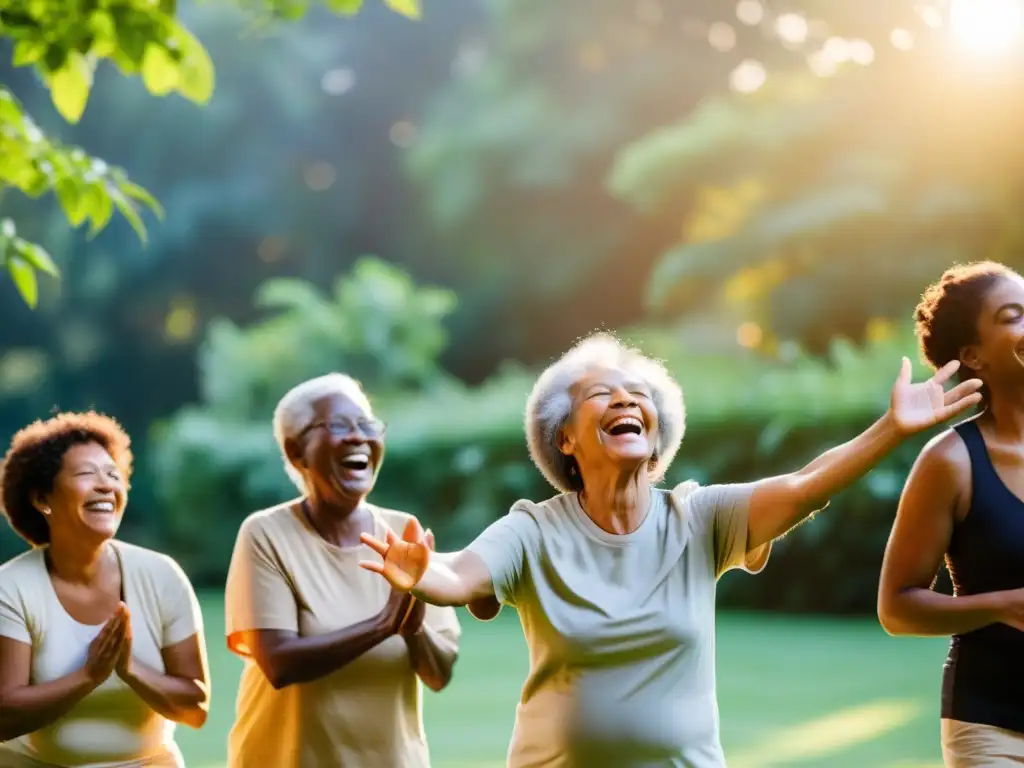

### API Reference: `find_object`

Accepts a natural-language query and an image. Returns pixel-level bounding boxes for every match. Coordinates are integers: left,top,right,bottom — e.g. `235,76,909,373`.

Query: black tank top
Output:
942,420,1024,731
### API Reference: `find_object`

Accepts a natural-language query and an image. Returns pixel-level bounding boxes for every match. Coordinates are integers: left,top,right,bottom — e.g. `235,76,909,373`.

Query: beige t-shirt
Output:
224,502,462,768
465,481,770,768
0,542,203,768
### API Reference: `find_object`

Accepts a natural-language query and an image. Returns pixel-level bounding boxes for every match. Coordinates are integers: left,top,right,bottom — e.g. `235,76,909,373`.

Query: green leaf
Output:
7,255,39,309
326,0,365,15
141,44,179,96
55,179,89,227
49,52,94,123
120,180,164,219
13,239,59,277
382,0,420,18
174,29,215,104
112,192,148,244
12,39,47,67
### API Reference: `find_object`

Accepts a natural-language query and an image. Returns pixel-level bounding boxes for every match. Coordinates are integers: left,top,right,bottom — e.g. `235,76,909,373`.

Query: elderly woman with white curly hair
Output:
360,332,983,767
223,373,461,768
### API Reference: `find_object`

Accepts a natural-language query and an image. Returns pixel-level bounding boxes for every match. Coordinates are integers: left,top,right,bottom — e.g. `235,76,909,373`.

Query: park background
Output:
2,0,1023,765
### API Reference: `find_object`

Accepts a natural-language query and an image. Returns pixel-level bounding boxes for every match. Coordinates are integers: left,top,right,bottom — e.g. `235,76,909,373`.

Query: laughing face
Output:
39,441,127,543
559,365,659,477
289,392,385,506
966,272,1024,388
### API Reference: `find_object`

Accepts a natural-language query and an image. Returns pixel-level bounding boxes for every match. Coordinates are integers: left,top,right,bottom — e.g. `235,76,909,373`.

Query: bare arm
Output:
230,589,412,690
745,359,983,552
746,412,905,551
878,431,1017,636
410,550,495,607
119,632,210,729
0,638,97,742
0,611,126,742
403,623,458,692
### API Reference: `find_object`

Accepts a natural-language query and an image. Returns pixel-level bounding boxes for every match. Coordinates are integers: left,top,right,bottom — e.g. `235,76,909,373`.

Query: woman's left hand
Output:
113,603,134,678
890,357,984,436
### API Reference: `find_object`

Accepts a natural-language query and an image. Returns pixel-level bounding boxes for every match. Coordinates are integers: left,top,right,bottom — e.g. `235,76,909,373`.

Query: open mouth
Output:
338,454,371,472
603,416,644,437
83,500,115,513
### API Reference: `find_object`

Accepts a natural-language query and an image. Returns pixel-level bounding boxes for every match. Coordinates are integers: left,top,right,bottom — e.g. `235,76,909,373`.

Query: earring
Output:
40,507,50,516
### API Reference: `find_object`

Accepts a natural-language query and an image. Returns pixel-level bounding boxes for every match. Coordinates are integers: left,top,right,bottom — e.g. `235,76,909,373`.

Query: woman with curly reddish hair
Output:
0,412,209,768
879,261,1024,765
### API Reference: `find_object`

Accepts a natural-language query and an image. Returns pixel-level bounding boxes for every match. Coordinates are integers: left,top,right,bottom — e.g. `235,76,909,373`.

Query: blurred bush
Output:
149,260,949,613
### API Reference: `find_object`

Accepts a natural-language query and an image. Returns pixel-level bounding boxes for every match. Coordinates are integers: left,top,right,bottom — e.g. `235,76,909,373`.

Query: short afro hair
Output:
1,411,133,546
915,261,1014,381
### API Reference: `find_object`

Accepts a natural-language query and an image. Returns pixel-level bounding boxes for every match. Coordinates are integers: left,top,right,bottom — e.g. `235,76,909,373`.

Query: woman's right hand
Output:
360,517,430,591
84,604,130,684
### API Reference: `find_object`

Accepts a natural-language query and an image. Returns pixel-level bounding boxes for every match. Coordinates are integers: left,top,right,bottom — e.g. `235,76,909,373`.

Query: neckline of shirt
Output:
564,489,664,547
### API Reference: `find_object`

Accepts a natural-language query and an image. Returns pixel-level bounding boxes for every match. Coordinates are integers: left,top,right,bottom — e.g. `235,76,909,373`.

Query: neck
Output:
303,489,370,545
984,387,1024,438
577,467,651,535
46,536,110,585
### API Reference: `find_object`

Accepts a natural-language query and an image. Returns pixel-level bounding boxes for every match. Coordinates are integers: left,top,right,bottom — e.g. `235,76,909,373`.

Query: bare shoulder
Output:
914,426,971,477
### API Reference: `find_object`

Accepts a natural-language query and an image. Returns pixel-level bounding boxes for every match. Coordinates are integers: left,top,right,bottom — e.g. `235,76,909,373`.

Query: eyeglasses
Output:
298,417,386,440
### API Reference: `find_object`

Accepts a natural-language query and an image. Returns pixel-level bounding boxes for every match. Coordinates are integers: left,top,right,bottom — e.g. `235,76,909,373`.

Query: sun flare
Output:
949,0,1023,53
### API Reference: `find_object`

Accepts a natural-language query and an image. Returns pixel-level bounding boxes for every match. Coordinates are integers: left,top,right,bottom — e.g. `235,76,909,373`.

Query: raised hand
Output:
890,357,984,436
84,604,130,684
398,528,435,638
360,517,430,592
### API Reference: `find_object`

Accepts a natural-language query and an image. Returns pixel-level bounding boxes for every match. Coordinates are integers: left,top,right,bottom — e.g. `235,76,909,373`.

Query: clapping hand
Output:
84,603,131,684
889,358,984,436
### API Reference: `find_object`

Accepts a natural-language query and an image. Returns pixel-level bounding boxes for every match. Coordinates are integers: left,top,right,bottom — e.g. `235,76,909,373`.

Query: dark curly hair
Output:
0,411,133,546
915,261,1014,393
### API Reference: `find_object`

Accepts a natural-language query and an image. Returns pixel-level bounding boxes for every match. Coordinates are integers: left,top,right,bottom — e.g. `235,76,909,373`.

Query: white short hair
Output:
525,332,686,493
272,373,372,491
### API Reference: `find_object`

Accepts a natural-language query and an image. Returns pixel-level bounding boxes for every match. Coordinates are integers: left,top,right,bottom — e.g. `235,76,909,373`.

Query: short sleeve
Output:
159,557,204,648
425,603,461,644
685,482,771,579
465,505,539,607
225,517,299,652
0,577,30,644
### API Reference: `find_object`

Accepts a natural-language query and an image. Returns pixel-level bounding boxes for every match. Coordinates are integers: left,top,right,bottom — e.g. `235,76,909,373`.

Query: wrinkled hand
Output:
399,529,435,638
84,603,130,684
359,517,430,592
889,358,983,436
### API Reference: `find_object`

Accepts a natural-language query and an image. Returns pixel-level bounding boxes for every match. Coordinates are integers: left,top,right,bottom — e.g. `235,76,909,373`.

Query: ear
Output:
283,437,305,468
960,345,983,374
557,428,575,457
31,492,50,516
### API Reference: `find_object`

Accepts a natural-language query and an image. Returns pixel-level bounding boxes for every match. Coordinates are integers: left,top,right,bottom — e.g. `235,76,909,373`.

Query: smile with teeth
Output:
339,455,370,471
605,415,644,436
84,500,115,513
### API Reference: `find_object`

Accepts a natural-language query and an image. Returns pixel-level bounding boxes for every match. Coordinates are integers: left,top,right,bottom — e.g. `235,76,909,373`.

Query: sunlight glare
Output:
949,0,1023,54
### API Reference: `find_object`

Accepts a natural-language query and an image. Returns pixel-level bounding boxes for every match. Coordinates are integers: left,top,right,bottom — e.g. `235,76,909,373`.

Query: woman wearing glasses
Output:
224,374,462,768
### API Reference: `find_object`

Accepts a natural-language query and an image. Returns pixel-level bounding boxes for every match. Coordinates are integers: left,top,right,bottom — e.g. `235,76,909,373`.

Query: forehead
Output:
574,365,647,391
310,391,372,420
62,441,116,469
981,274,1024,315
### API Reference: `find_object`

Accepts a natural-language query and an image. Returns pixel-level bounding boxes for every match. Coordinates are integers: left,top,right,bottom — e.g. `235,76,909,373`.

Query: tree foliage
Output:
610,0,1024,354
1,0,420,307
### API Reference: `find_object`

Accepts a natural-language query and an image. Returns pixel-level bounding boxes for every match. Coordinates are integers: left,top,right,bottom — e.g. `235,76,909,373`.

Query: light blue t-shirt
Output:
467,481,771,768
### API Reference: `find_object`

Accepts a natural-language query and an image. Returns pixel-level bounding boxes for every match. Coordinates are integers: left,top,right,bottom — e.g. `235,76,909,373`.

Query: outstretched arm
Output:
745,358,982,551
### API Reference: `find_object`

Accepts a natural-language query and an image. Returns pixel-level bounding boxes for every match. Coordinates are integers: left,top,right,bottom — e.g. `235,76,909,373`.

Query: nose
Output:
609,388,638,408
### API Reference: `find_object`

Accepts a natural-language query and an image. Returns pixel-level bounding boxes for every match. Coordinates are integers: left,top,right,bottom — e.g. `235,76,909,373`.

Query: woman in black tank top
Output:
879,261,1024,766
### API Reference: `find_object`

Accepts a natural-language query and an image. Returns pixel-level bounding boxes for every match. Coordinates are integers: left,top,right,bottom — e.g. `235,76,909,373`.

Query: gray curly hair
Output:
525,333,686,493
272,373,372,491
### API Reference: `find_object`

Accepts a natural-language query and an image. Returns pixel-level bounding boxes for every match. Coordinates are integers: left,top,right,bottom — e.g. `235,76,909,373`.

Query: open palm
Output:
890,357,984,436
360,517,430,592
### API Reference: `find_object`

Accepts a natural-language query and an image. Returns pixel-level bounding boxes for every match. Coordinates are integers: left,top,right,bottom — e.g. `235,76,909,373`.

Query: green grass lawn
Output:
178,593,949,768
